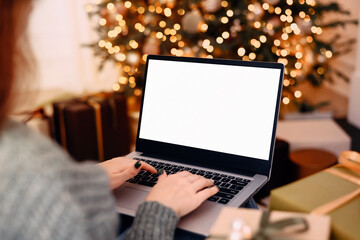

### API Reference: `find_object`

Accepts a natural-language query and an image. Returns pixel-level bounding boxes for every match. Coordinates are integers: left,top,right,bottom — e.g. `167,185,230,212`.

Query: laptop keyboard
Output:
127,158,251,205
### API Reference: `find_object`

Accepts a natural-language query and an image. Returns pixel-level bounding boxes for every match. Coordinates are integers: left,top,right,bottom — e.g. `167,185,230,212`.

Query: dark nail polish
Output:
215,185,220,190
134,160,141,169
157,168,164,176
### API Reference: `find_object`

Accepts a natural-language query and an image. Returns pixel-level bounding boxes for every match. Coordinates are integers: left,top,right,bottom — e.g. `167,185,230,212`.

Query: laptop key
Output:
208,196,220,202
215,192,235,199
204,174,212,179
138,181,155,187
214,181,222,186
212,176,222,181
219,188,239,195
218,198,230,204
230,180,248,186
129,179,139,184
229,185,244,191
221,178,231,183
149,177,158,183
220,182,230,188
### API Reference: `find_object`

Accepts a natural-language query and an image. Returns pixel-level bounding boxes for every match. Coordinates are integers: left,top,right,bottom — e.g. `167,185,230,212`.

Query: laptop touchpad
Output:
115,187,148,210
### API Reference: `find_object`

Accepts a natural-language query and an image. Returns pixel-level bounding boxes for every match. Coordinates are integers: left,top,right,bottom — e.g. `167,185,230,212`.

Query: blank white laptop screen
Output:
139,59,281,161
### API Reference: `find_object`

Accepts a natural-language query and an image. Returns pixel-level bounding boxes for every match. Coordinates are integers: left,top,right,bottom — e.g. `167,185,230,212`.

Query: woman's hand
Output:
145,171,219,217
98,157,157,190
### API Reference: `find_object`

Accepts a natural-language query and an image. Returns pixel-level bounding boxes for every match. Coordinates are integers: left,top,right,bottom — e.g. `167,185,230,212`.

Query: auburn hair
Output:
0,0,32,129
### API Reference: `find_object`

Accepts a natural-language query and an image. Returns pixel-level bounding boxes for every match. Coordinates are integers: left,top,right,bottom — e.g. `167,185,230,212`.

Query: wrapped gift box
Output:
207,208,330,240
270,165,360,240
52,93,131,162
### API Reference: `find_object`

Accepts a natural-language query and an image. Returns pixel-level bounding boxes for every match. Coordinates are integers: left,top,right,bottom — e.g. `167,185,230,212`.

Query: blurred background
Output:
15,0,360,206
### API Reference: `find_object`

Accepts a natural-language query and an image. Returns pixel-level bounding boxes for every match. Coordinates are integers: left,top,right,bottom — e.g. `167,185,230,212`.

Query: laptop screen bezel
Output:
135,55,284,177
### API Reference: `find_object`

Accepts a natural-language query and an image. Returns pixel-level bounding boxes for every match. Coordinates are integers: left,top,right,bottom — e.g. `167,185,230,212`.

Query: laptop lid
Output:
135,55,284,177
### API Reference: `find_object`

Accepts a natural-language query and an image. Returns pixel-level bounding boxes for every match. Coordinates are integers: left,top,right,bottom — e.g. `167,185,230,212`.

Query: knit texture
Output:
125,201,179,240
0,120,179,240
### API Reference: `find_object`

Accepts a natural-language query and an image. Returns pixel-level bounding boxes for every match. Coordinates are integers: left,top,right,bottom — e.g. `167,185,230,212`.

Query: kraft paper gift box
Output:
270,151,360,240
207,208,330,240
52,93,131,162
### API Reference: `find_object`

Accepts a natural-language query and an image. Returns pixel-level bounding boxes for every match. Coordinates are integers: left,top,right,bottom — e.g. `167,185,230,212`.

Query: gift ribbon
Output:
252,211,308,240
311,151,360,215
58,103,68,150
88,100,105,162
208,211,309,240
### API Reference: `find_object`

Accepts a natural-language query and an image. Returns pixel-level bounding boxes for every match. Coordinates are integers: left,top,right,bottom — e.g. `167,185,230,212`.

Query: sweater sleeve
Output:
125,201,179,240
0,120,118,240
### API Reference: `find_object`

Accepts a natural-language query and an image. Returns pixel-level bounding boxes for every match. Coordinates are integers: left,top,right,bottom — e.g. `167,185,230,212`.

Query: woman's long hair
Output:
0,0,33,129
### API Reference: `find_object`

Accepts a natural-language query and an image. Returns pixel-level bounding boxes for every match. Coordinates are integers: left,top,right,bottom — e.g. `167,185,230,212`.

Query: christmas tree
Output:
86,0,357,112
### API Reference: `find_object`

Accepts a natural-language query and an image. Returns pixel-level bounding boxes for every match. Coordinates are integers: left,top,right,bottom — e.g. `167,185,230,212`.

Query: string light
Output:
281,33,289,40
85,4,92,12
99,18,107,26
221,17,229,24
248,4,255,12
254,21,261,28
201,24,208,32
325,51,333,58
282,97,290,105
98,40,106,48
317,67,325,74
221,1,228,8
88,0,352,106
226,10,234,17
283,79,290,87
259,35,267,43
295,52,303,59
237,47,246,56
113,83,121,91
274,39,281,46
290,70,297,77
164,8,172,17
275,7,282,15
107,3,115,11
178,9,185,15
138,7,145,14
216,37,224,44
222,31,230,39
262,3,269,10
124,1,131,8
294,90,302,98
148,5,155,12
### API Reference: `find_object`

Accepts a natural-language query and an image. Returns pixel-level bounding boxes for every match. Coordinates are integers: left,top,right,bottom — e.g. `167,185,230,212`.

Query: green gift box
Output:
270,166,360,240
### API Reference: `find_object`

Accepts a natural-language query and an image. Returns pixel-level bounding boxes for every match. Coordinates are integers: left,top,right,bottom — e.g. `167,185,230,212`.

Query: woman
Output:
0,1,219,239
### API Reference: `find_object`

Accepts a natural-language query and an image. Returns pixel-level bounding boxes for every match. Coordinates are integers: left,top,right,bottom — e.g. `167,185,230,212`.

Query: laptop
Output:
114,55,284,236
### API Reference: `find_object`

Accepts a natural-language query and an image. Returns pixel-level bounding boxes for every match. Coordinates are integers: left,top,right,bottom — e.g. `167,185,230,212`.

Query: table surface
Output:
276,119,351,157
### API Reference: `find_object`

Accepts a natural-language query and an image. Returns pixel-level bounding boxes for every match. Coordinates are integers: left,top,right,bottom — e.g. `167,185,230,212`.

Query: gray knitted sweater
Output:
0,120,179,240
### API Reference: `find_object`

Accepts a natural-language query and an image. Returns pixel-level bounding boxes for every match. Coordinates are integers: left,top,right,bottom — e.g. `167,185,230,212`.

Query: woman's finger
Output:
195,186,219,203
192,177,214,191
185,173,202,183
175,171,191,177
138,161,157,174
157,169,167,181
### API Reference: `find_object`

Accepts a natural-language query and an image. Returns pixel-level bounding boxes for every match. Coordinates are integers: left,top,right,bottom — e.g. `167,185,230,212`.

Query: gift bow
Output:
208,211,308,240
311,151,360,215
252,211,308,240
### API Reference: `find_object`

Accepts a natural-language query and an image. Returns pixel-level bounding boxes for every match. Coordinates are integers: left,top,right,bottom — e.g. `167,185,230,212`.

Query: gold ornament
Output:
182,10,204,34
201,0,222,13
